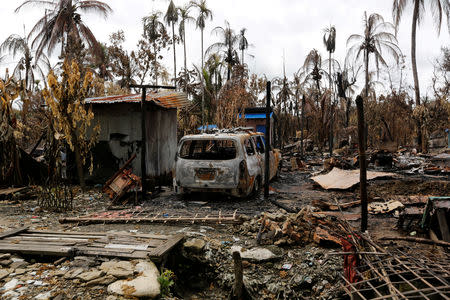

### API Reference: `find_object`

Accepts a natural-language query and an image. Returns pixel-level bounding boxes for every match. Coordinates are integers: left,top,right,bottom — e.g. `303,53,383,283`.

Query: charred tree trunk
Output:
356,95,367,232
411,0,423,152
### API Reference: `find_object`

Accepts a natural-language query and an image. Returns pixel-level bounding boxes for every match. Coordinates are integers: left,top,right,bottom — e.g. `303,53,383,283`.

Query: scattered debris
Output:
59,208,242,225
102,154,141,203
311,167,396,190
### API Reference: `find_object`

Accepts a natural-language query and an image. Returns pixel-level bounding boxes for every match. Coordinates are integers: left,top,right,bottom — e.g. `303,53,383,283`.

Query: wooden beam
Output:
0,226,29,239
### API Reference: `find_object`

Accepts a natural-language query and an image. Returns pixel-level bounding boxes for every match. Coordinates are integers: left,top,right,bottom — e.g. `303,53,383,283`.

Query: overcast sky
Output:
1,0,449,97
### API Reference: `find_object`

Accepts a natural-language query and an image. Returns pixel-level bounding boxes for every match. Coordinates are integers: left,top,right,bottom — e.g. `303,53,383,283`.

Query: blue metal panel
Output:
256,125,266,134
239,112,274,119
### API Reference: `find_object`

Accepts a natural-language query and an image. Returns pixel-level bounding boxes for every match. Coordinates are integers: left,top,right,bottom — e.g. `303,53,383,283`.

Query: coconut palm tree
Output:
164,0,178,86
15,0,111,60
143,11,167,85
392,0,450,152
239,28,249,65
393,0,450,106
347,12,401,99
178,4,195,91
323,26,336,91
300,49,325,95
0,34,50,91
190,0,212,129
206,21,239,81
323,25,336,155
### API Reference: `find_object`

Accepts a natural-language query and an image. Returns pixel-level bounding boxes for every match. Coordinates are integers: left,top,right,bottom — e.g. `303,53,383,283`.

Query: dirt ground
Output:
0,154,448,299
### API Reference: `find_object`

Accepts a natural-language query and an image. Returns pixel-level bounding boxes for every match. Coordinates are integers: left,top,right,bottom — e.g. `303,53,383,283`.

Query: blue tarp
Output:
197,124,218,130
239,112,274,119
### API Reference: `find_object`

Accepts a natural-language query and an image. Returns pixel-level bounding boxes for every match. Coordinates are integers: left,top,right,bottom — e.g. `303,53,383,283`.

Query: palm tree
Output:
206,21,239,81
15,0,111,60
392,0,450,152
300,49,325,95
393,0,450,106
143,11,167,85
239,28,249,65
323,25,336,155
164,0,178,86
178,4,195,91
0,34,49,91
347,12,401,99
190,0,212,129
323,26,336,91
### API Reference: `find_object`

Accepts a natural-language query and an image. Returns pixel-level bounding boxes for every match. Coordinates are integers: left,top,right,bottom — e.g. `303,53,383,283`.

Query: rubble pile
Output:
0,254,161,299
181,235,344,299
239,207,343,247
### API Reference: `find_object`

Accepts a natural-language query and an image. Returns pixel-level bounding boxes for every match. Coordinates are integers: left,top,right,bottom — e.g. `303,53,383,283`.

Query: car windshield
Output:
179,139,237,160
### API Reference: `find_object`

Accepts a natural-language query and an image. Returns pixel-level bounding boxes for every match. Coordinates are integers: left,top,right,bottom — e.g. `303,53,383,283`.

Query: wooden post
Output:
232,251,244,300
264,81,271,198
140,88,147,202
329,100,334,156
129,84,177,202
356,95,368,232
301,95,305,158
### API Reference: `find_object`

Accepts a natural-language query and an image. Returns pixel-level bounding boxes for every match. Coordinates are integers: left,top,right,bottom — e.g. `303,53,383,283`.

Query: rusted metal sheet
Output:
311,168,396,190
103,154,141,202
84,90,189,109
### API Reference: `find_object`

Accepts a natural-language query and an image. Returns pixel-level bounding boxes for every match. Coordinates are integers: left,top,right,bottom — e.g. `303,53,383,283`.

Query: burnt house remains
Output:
84,91,189,183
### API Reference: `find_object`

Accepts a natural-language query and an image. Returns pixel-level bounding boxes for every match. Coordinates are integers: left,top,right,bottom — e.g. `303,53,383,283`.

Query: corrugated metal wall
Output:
92,103,177,178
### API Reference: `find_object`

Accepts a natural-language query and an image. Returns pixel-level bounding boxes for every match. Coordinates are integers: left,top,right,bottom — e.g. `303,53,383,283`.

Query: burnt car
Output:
173,130,281,197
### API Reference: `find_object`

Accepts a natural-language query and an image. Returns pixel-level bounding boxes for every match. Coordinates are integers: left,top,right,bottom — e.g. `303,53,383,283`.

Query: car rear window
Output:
179,139,237,160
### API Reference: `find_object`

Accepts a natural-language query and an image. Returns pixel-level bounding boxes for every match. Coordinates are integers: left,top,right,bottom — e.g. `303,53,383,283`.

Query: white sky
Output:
1,0,449,98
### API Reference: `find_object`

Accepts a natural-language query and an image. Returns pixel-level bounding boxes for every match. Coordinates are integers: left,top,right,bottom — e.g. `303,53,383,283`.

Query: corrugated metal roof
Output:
84,90,189,109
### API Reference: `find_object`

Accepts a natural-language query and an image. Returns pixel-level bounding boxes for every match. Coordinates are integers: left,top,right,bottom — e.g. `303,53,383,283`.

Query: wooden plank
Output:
149,234,184,258
0,244,73,256
4,236,88,243
1,241,77,247
0,227,29,240
26,230,170,240
0,187,27,196
436,209,450,243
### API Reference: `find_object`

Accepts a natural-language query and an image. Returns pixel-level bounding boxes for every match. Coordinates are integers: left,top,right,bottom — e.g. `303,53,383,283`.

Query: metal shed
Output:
84,91,189,182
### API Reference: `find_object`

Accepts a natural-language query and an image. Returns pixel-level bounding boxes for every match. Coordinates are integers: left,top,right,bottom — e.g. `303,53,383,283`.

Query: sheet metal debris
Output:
103,154,141,202
311,168,396,190
84,90,189,109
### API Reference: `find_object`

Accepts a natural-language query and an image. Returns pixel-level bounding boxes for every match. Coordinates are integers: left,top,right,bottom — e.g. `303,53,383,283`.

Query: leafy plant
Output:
158,269,175,297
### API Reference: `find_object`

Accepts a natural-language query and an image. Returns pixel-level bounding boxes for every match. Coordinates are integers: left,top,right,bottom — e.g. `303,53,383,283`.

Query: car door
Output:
244,138,261,191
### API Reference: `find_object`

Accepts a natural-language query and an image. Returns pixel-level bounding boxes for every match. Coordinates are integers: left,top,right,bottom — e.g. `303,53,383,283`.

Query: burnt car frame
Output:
173,130,281,197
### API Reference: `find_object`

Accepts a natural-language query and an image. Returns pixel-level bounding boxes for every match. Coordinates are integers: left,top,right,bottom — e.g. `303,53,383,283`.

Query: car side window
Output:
254,136,265,154
245,139,255,156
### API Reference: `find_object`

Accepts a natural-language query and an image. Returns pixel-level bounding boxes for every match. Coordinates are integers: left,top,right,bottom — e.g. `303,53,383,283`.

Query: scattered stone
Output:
2,290,19,298
0,259,12,266
2,278,22,291
100,261,134,278
107,260,160,298
35,290,53,300
10,260,29,269
184,238,206,253
0,269,9,280
72,256,96,268
14,268,26,275
0,254,11,260
86,275,116,286
63,268,84,279
231,246,279,262
77,270,104,282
